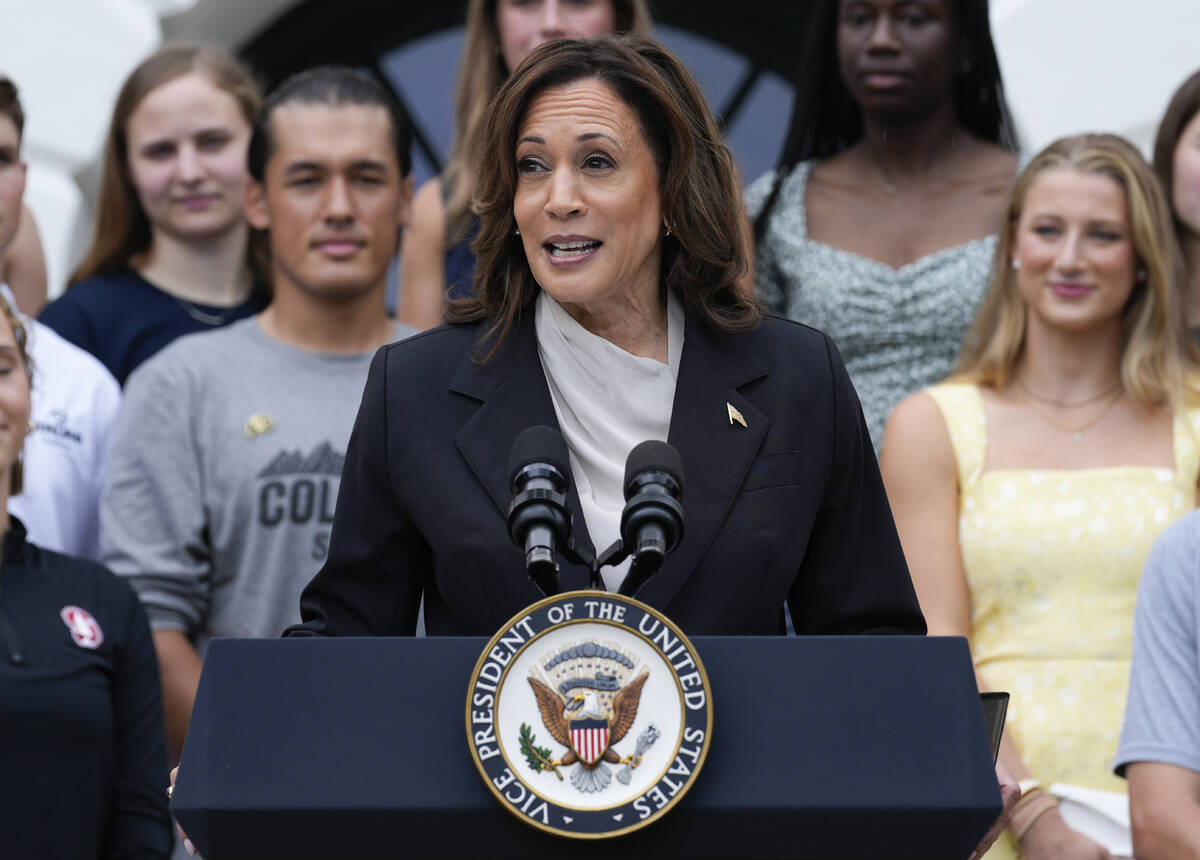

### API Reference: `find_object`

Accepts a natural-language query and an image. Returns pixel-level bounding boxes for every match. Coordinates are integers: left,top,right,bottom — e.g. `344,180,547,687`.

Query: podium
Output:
174,636,999,859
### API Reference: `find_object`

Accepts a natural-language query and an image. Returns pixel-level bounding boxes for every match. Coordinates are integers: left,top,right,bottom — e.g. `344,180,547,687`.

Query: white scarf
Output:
535,290,684,591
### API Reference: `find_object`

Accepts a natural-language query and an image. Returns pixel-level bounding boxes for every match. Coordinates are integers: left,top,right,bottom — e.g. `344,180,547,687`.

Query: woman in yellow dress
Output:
882,134,1200,860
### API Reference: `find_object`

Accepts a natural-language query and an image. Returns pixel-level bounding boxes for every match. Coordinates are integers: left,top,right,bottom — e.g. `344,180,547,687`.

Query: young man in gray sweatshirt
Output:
101,67,416,764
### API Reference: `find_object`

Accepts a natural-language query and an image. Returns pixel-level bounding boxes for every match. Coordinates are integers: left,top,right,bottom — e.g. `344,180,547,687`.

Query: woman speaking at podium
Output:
287,35,926,640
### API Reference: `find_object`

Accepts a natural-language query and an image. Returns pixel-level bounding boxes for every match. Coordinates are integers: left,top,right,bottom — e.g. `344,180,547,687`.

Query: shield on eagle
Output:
569,717,610,765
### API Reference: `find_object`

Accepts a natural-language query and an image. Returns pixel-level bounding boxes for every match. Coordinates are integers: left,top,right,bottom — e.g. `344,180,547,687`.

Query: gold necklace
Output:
1014,377,1120,409
1017,387,1122,442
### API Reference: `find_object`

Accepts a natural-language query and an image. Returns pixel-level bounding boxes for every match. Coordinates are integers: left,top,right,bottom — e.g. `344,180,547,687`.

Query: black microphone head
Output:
623,440,684,498
509,425,571,488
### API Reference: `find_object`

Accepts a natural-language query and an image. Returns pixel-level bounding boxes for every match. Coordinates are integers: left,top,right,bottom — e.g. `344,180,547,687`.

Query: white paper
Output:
1048,782,1132,858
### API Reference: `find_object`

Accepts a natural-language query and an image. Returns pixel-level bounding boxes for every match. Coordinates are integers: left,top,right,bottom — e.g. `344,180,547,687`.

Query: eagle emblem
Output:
520,641,653,793
467,592,713,838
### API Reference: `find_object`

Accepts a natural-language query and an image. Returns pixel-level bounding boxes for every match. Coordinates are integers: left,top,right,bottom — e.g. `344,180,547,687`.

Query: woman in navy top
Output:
40,44,265,385
0,293,171,857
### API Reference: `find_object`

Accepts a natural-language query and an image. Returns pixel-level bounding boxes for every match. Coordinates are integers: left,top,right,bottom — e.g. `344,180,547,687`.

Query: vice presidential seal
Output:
466,590,712,839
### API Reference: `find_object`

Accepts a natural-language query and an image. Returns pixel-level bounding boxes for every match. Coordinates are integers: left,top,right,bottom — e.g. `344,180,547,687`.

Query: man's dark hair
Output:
247,66,411,182
0,77,24,139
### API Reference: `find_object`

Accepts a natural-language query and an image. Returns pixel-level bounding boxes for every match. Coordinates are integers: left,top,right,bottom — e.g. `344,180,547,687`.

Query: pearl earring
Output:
514,227,521,236
1011,259,1021,271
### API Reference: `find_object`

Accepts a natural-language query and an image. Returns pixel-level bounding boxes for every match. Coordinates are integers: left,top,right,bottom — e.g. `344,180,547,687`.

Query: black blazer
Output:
290,309,925,637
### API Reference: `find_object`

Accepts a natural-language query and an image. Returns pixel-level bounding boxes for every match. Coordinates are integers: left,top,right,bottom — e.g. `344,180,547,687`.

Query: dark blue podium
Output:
173,636,999,859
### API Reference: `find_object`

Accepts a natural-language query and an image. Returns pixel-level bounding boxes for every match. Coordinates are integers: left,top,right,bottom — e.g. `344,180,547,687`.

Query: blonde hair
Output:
69,43,262,286
441,0,652,242
958,133,1200,412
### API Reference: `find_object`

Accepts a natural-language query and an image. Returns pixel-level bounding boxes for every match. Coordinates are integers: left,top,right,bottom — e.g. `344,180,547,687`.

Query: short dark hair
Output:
247,66,412,182
448,35,759,358
0,77,24,140
754,0,1019,241
1154,68,1200,244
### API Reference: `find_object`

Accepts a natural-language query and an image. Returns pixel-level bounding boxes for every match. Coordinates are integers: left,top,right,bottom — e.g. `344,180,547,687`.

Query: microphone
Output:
617,440,685,597
507,426,572,596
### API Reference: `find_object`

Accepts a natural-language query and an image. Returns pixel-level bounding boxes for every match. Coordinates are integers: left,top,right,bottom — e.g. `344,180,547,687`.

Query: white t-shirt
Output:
7,308,121,559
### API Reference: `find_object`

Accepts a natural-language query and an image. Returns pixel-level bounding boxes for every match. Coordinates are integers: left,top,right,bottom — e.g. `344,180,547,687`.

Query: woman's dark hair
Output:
444,0,653,242
0,77,24,139
752,0,1019,241
1153,68,1200,246
447,35,759,358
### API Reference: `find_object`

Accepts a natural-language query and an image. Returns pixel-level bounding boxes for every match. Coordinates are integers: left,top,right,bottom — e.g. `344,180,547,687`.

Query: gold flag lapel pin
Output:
727,402,747,428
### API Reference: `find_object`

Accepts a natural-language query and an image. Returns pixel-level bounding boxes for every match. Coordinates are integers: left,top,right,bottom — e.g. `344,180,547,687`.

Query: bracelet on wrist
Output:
1011,785,1047,815
1012,796,1058,842
1017,777,1042,796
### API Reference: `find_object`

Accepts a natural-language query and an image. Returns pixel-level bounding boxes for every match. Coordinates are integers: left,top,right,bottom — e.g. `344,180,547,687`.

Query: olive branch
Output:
518,723,563,780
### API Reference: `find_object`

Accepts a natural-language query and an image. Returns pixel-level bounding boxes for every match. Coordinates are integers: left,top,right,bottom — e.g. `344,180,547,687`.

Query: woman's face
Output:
1011,167,1138,336
495,0,617,73
836,0,958,119
0,313,30,493
1172,110,1200,238
513,79,663,320
125,72,251,244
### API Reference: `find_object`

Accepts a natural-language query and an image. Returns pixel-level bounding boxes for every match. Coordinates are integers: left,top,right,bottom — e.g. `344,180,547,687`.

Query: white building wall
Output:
992,0,1200,154
1,0,169,298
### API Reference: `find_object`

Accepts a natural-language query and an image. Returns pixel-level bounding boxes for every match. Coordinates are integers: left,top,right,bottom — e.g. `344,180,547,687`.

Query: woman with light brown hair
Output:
882,134,1200,860
1153,69,1200,335
397,0,651,331
39,43,264,385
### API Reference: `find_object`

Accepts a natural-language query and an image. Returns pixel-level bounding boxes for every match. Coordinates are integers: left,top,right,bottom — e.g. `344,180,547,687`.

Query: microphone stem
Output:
528,557,561,596
618,559,654,598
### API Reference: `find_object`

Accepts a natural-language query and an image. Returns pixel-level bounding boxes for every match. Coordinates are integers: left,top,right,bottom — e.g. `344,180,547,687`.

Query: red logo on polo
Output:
60,606,104,649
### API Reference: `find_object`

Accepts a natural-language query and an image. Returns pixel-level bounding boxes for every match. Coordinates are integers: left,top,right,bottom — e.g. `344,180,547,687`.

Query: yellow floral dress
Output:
926,384,1200,860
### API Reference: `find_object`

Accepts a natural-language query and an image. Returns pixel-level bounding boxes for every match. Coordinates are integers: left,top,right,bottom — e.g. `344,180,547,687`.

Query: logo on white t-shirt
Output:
32,409,83,449
60,605,104,649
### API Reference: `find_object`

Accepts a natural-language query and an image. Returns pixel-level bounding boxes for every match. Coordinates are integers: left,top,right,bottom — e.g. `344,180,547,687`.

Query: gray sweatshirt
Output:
101,316,414,651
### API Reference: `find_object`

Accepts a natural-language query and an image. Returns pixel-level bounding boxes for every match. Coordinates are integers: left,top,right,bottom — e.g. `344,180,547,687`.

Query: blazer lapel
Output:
449,307,768,604
450,313,596,592
637,311,770,609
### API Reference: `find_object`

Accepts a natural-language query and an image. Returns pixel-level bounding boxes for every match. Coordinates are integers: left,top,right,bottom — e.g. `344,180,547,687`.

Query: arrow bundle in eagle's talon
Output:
616,723,661,785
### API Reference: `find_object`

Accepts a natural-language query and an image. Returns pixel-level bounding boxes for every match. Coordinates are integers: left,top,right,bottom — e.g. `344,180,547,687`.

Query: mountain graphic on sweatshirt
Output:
257,441,345,478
